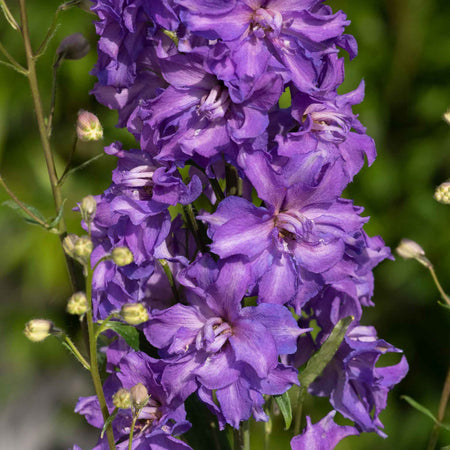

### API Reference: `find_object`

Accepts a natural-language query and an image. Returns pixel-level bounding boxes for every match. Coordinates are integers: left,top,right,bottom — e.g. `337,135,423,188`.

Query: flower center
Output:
117,165,155,200
198,85,230,121
252,8,282,38
196,316,233,353
275,210,314,242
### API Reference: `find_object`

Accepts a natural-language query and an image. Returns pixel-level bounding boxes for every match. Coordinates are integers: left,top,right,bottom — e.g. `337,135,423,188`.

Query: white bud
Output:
130,383,148,408
24,319,54,342
443,108,450,126
396,238,431,268
67,292,89,315
74,236,93,259
111,247,134,266
77,110,103,142
434,182,450,205
80,195,97,224
63,234,79,258
121,303,149,325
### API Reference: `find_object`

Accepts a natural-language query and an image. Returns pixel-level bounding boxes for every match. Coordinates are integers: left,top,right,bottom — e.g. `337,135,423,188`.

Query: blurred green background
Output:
0,0,449,449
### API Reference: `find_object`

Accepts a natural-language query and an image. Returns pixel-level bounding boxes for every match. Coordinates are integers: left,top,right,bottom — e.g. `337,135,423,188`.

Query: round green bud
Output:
77,110,103,142
434,182,450,205
80,195,97,224
130,383,148,408
67,292,89,315
111,247,134,266
24,319,54,342
112,388,131,409
121,303,149,325
74,236,93,259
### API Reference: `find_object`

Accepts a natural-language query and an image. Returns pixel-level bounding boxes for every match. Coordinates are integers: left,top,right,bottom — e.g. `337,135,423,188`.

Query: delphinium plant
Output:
1,0,412,449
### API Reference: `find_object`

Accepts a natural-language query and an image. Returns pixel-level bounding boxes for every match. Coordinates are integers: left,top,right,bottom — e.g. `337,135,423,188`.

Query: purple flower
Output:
75,351,192,449
144,256,305,428
290,410,358,450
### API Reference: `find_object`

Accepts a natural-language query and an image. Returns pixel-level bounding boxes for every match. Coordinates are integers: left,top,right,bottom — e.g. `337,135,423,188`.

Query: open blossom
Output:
144,257,305,428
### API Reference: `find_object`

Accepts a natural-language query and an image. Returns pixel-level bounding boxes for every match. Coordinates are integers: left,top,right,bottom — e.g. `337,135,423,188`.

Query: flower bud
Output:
396,238,431,268
74,235,93,259
121,303,149,325
434,182,450,205
111,247,134,266
130,383,148,408
24,319,54,342
79,195,97,224
443,108,450,126
56,33,90,61
76,110,103,142
113,388,131,409
63,234,79,258
67,292,89,315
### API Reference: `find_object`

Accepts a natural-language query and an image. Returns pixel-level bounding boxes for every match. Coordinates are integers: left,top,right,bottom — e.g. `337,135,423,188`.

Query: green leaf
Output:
3,200,46,222
401,396,450,431
103,321,140,351
299,316,353,388
46,198,67,228
274,391,292,430
101,407,118,438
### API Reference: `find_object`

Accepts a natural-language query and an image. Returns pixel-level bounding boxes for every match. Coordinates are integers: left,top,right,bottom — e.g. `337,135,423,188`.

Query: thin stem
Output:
0,0,20,30
233,421,250,450
158,259,179,303
47,59,59,136
58,135,78,183
427,366,450,450
0,41,27,73
264,408,272,450
128,413,138,450
428,266,450,306
58,153,105,186
293,387,306,436
0,173,50,229
86,261,117,450
63,334,90,370
183,204,207,254
0,59,27,75
95,312,120,340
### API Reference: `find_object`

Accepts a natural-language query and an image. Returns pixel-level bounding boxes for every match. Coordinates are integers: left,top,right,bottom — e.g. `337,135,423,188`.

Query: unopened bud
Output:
434,182,450,205
24,319,54,342
130,383,148,408
77,110,103,142
56,33,90,61
80,195,97,224
396,238,431,268
113,388,131,409
67,292,89,315
443,108,450,126
111,247,134,266
74,236,93,259
63,234,79,258
121,303,149,325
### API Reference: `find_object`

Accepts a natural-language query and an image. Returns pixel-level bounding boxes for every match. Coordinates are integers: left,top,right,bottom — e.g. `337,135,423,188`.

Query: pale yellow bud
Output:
63,234,79,258
443,108,450,126
396,238,431,268
24,319,54,342
74,236,93,259
130,383,148,408
111,247,134,266
434,182,450,205
77,110,103,142
113,388,131,409
80,195,97,224
67,292,89,315
121,303,149,325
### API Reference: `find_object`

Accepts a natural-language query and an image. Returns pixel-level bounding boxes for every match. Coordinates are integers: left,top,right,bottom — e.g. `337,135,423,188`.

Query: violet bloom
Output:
300,325,408,437
144,256,305,428
75,351,192,449
138,50,283,167
290,410,358,450
176,0,356,92
200,151,367,312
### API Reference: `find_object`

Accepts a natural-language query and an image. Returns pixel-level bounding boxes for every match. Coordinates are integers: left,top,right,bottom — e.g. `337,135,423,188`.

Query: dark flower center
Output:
252,8,282,38
198,84,231,121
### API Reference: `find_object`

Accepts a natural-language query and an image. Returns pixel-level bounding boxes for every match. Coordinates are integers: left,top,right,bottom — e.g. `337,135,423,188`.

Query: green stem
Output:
0,0,20,30
58,153,105,186
293,387,306,436
233,421,250,450
86,262,117,450
427,366,450,450
95,312,120,340
62,334,90,370
158,259,179,303
183,204,207,253
128,413,139,450
0,173,50,229
428,266,450,306
18,0,80,293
